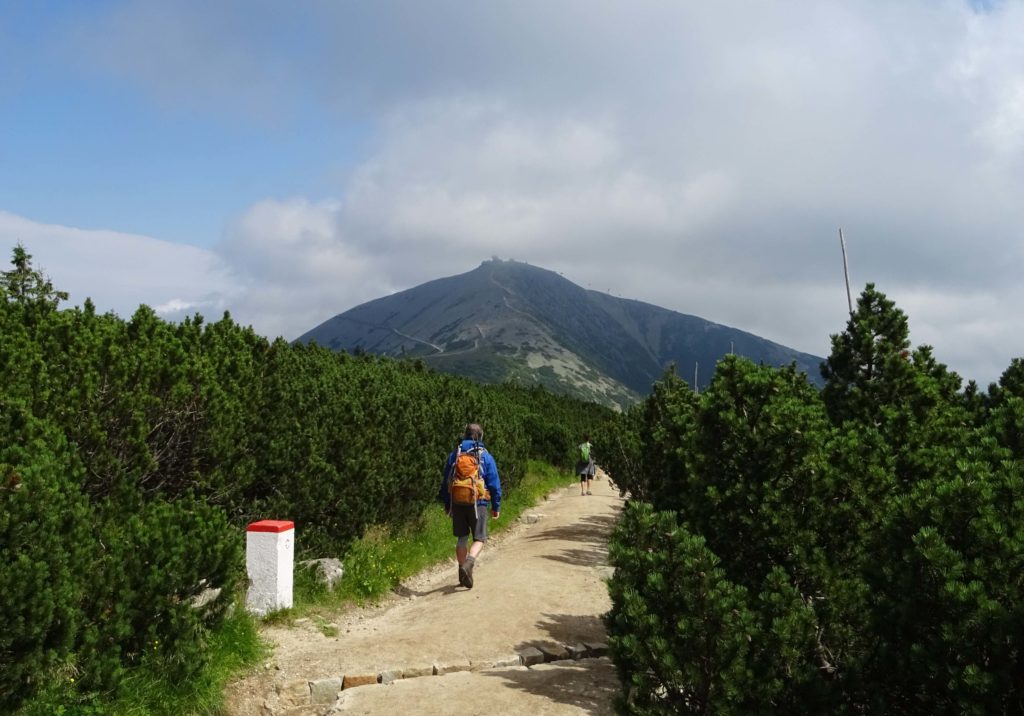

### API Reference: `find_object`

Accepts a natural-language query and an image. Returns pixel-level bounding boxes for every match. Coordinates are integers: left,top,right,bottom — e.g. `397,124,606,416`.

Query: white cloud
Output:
24,0,1024,386
69,0,300,119
339,101,736,261
216,197,396,337
153,298,200,314
0,210,238,323
946,1,1024,162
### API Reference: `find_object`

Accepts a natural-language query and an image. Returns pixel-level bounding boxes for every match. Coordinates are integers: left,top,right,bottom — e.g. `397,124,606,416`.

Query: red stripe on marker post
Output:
247,520,294,533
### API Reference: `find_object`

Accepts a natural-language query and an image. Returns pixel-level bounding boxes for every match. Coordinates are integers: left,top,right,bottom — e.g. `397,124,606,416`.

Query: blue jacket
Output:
439,439,502,513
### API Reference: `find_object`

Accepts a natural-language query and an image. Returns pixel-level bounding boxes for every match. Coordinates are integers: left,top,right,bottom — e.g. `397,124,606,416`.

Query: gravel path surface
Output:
226,471,622,715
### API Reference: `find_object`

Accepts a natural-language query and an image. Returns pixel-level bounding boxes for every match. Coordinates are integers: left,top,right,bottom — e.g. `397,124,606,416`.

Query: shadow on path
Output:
528,512,616,540
528,513,616,567
391,582,459,598
481,659,619,715
545,546,609,568
484,612,619,715
529,611,608,646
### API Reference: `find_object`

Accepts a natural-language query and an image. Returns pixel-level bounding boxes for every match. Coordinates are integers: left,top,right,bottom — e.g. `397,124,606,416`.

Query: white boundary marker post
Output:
246,519,294,615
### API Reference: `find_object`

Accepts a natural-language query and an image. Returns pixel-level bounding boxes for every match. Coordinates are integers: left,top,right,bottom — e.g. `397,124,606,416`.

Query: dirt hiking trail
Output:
226,471,624,715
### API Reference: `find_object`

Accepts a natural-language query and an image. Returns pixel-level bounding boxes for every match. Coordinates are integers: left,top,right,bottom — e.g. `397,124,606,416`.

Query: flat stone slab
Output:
379,669,402,685
567,643,588,660
342,674,378,689
475,653,522,670
433,659,472,675
309,677,343,704
402,664,434,679
538,643,570,662
584,641,609,657
518,646,545,666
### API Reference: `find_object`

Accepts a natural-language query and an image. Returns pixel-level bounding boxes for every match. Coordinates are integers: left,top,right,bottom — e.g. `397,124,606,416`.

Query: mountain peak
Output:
297,262,823,408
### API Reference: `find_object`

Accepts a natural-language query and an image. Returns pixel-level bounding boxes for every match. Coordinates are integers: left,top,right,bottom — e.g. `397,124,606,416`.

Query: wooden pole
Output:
839,228,853,314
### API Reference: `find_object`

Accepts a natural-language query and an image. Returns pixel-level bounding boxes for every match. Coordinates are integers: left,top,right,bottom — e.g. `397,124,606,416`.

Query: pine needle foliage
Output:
602,284,1024,714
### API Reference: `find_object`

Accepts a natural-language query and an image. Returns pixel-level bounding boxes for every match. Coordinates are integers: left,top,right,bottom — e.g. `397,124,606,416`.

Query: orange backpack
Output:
449,446,490,506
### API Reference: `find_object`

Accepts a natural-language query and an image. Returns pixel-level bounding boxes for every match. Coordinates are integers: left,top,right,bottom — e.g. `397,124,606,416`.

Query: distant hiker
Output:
439,423,502,589
576,436,595,495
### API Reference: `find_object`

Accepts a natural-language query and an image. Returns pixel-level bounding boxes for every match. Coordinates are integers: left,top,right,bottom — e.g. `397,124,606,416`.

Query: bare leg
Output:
469,540,485,559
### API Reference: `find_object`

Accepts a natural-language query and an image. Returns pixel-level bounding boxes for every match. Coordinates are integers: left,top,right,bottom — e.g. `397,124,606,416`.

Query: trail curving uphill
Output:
489,271,534,320
426,324,485,360
390,328,444,354
226,472,622,715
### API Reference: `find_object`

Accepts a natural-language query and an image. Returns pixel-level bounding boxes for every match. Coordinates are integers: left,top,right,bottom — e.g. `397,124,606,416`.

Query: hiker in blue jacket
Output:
439,423,501,589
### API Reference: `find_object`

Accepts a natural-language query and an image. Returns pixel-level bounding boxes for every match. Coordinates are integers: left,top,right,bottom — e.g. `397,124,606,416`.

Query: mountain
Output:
297,259,825,409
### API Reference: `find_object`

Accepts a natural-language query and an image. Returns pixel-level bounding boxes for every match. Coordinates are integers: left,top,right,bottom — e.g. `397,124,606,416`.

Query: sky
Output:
2,0,1023,388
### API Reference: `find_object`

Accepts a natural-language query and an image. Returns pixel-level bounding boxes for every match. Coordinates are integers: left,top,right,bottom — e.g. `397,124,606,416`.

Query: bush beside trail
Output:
0,246,611,711
601,284,1024,714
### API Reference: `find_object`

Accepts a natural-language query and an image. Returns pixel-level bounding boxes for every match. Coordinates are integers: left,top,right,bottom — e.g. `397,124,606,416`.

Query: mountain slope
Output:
297,259,824,408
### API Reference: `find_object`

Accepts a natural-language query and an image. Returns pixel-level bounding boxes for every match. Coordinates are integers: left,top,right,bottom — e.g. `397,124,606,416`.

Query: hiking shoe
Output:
463,560,474,589
458,564,468,588
586,490,593,495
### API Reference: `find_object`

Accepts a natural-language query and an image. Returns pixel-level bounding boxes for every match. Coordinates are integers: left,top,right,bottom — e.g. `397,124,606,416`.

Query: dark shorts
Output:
451,503,489,542
576,460,596,478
